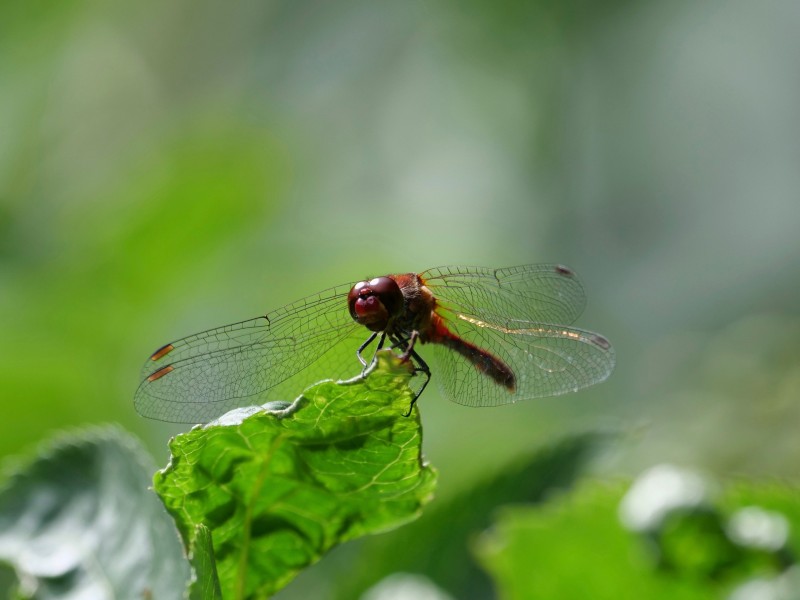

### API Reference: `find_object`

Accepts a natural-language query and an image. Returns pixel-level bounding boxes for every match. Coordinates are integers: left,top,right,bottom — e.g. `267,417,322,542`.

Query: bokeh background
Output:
1,0,799,597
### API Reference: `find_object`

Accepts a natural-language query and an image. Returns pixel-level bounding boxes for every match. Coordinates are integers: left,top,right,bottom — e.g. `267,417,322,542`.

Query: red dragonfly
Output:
135,264,615,423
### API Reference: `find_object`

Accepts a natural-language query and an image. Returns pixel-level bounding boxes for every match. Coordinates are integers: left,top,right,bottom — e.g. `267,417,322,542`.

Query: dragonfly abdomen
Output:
425,314,516,392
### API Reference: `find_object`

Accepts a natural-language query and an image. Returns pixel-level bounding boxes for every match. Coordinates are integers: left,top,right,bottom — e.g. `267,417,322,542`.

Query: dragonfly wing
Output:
134,283,362,423
427,316,615,407
421,264,586,326
256,324,377,408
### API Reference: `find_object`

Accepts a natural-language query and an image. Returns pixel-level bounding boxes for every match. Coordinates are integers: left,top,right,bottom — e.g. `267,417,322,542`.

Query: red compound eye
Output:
347,276,403,331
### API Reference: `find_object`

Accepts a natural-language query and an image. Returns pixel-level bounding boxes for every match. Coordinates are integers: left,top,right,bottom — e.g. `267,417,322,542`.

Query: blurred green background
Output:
1,0,799,597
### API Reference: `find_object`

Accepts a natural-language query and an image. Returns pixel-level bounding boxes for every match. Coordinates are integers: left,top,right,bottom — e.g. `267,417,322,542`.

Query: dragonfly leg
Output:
358,332,387,377
403,346,430,417
374,332,387,357
356,332,378,367
398,330,420,362
390,333,430,417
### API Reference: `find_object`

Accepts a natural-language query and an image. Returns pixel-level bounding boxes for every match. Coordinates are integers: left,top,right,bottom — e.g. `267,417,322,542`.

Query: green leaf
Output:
0,426,191,600
154,351,437,600
473,482,710,600
189,525,223,600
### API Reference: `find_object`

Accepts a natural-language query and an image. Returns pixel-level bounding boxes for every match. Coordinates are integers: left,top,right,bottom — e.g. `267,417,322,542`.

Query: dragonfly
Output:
134,264,615,423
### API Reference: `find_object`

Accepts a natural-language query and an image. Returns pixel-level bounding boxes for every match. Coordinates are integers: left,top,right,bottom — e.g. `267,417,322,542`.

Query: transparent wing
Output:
420,264,586,327
427,313,615,407
134,283,364,423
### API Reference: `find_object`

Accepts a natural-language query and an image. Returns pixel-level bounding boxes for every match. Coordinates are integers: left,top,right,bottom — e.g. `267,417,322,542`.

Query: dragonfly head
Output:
348,276,404,332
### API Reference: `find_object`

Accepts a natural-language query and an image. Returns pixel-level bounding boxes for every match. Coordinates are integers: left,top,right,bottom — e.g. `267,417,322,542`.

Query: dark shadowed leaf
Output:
332,430,610,600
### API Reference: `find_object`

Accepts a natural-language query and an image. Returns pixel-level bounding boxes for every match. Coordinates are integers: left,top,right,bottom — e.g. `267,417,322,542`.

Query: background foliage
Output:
1,0,798,598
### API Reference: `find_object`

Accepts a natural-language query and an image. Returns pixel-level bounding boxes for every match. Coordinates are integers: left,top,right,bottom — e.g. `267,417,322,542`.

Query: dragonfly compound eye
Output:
347,276,404,331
